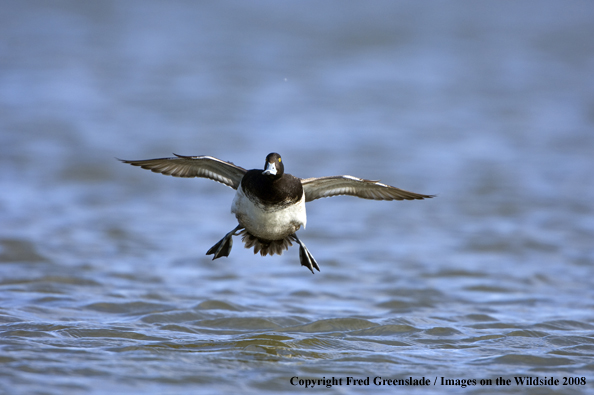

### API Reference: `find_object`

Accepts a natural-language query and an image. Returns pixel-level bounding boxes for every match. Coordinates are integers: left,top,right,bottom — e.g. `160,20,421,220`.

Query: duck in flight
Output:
119,153,433,273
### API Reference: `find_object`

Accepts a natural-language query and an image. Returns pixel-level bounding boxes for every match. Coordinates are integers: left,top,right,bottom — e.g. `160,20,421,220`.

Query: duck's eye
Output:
278,158,282,162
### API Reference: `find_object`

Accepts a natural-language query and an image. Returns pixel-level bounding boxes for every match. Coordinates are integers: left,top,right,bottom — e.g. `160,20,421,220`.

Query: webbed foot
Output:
206,225,244,260
291,234,320,274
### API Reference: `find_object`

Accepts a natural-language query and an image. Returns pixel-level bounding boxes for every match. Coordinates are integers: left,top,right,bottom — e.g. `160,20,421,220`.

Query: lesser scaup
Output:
120,153,433,273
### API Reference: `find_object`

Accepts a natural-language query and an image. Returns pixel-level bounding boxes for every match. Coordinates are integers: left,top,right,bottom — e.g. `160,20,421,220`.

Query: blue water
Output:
1,1,594,394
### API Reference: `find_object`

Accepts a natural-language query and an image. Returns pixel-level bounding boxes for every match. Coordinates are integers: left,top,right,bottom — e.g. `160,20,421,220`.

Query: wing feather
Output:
301,175,434,202
118,154,247,190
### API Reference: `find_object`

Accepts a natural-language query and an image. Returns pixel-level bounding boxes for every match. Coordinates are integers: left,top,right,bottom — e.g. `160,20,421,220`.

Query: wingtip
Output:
415,194,436,200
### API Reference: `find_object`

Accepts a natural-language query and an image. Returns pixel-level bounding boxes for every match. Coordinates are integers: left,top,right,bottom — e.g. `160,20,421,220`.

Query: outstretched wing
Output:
301,175,434,202
118,154,247,190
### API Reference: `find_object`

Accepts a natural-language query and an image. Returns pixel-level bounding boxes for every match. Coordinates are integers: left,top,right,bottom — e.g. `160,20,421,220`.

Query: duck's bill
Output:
263,162,277,175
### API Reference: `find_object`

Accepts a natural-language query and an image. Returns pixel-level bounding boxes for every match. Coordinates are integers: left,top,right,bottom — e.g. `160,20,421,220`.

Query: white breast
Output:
231,183,307,241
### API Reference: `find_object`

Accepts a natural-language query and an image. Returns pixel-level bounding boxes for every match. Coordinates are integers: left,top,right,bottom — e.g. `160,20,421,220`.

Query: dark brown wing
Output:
118,154,247,190
301,175,434,202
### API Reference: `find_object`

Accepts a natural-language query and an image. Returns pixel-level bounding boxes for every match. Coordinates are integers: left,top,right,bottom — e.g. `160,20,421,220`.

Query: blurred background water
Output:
1,1,594,394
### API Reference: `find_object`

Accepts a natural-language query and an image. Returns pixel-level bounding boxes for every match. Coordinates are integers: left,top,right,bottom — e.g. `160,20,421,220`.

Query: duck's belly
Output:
231,186,306,241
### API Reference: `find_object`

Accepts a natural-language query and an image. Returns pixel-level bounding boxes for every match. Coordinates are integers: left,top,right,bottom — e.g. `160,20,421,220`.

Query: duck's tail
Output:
238,229,293,256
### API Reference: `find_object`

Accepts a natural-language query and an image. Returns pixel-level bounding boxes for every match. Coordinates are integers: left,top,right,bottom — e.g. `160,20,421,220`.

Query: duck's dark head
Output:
262,152,284,179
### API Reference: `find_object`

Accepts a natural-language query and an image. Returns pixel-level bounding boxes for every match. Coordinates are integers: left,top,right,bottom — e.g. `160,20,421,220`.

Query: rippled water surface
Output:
2,1,594,394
